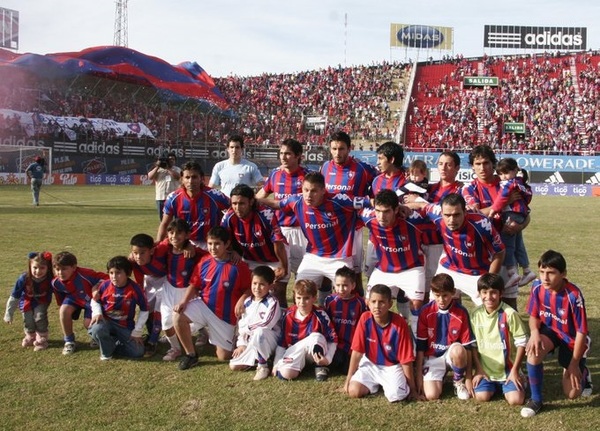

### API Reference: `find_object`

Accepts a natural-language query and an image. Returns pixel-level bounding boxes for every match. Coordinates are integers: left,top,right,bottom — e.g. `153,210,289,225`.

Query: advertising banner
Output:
484,25,586,50
390,23,453,50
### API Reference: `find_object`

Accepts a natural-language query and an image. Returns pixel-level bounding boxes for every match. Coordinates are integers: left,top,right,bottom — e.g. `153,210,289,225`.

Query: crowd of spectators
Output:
1,52,599,155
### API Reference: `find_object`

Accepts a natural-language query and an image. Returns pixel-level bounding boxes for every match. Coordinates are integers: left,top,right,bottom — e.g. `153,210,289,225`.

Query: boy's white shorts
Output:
435,265,482,306
422,342,463,381
229,327,279,367
274,332,328,373
160,281,188,330
183,298,236,352
367,266,425,301
350,355,410,402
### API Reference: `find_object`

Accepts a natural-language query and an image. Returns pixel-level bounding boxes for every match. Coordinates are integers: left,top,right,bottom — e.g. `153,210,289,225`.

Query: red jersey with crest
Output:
10,273,53,312
423,180,465,244
261,166,309,227
351,311,415,366
189,256,251,325
324,293,368,354
221,206,287,264
461,176,504,230
131,247,167,286
160,239,207,288
423,204,505,276
491,177,532,216
277,305,338,348
279,193,363,258
526,279,588,350
416,300,475,357
162,186,230,243
371,170,408,195
52,267,107,308
321,157,377,197
94,279,148,329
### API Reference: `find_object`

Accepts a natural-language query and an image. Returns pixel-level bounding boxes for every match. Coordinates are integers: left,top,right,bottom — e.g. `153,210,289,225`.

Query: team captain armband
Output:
353,196,369,210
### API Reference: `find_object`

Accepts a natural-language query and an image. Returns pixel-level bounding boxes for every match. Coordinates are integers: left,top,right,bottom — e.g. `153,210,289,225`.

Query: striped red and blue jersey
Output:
416,300,475,357
491,177,532,215
10,273,53,312
221,206,287,264
422,180,464,244
360,208,426,272
321,157,377,197
161,239,207,288
279,193,361,258
462,177,503,230
162,186,230,243
278,305,338,348
189,256,251,325
261,166,309,226
52,267,107,308
324,293,368,354
351,311,415,366
131,252,167,286
423,204,505,275
371,170,408,195
526,279,588,351
95,279,148,329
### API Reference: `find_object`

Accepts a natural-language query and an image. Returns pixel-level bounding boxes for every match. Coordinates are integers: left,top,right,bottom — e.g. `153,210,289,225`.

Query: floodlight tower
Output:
113,0,129,47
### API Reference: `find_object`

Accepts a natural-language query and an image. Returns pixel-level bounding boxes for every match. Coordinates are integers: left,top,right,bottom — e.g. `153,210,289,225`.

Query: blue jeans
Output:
89,319,144,358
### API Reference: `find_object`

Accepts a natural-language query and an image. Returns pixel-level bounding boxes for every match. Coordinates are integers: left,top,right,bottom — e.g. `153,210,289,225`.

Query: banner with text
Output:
390,23,453,50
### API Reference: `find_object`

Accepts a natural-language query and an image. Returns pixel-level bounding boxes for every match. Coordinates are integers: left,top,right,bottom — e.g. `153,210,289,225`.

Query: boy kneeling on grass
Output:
344,284,419,402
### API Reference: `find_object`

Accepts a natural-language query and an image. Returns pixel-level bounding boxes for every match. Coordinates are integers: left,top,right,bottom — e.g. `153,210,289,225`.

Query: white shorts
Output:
160,281,188,330
229,327,279,367
422,343,462,382
245,259,290,283
367,267,425,301
352,227,365,273
435,265,482,306
281,226,308,274
364,240,378,277
144,275,165,309
274,333,329,373
423,244,444,291
296,253,353,288
350,355,410,402
183,298,236,351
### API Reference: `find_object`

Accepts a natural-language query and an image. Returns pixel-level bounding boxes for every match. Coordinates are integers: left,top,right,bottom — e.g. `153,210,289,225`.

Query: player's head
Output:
329,131,351,165
228,134,245,149
227,135,244,162
27,251,52,285
469,145,497,183
374,189,400,227
180,161,205,195
230,184,257,217
280,138,303,171
440,193,466,231
437,151,461,183
52,251,78,281
251,265,275,300
430,273,455,310
207,226,232,259
302,172,327,207
538,250,567,292
293,279,318,315
367,284,393,321
129,233,155,266
167,219,190,250
477,273,504,313
334,265,356,299
376,141,404,171
409,159,428,182
107,255,133,281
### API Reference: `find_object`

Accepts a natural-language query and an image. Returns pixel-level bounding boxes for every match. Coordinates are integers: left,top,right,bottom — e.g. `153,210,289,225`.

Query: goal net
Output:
0,145,53,175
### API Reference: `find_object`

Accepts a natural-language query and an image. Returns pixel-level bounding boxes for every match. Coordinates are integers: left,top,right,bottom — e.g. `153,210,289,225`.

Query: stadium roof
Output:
0,45,233,115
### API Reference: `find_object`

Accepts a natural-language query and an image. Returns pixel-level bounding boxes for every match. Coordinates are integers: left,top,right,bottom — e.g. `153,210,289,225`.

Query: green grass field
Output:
0,185,598,431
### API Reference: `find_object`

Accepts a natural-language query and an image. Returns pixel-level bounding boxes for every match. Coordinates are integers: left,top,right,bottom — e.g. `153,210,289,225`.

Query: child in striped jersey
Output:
324,266,368,373
230,266,282,380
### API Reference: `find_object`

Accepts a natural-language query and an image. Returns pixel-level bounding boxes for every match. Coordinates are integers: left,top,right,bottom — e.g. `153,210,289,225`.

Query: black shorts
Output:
539,324,588,371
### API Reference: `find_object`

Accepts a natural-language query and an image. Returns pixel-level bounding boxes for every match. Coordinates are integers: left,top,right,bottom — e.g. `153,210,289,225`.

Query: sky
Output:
2,0,599,78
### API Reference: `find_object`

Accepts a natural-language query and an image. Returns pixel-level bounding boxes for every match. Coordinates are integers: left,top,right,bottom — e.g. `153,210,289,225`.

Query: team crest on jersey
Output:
500,323,506,329
182,271,188,277
384,344,392,351
255,230,263,237
465,241,473,248
326,212,333,218
238,173,244,179
399,235,407,242
203,208,209,214
451,329,458,335
558,308,566,316
348,172,354,178
224,282,230,288
259,312,265,319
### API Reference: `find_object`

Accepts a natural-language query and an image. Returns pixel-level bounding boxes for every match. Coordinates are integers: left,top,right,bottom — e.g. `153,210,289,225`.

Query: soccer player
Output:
229,266,282,380
418,193,505,306
173,226,251,370
416,273,475,401
361,189,428,331
344,284,418,403
521,250,592,418
471,273,527,406
272,279,338,381
89,256,148,360
209,135,264,197
261,172,366,304
371,141,407,195
256,138,310,277
222,184,289,307
51,251,107,355
157,161,230,249
323,266,368,372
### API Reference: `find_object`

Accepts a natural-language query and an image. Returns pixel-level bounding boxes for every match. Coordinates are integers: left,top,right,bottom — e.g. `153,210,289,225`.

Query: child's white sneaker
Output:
254,366,270,381
518,271,537,287
453,381,470,400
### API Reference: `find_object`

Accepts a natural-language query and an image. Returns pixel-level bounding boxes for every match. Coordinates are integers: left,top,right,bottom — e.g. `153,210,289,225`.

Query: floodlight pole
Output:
114,0,129,47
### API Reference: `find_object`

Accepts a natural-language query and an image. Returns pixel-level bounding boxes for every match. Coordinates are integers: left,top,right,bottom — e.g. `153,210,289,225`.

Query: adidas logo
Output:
586,173,600,184
544,172,564,184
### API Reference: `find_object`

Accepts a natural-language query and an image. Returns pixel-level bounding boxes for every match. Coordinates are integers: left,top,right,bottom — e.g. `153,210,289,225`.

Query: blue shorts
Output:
474,378,519,395
61,299,92,320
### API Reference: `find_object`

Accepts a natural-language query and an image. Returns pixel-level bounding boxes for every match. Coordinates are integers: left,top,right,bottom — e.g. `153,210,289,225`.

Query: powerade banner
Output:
484,25,586,50
390,24,453,50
